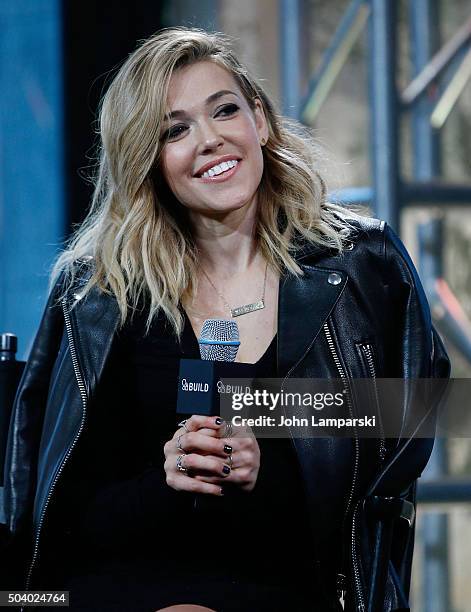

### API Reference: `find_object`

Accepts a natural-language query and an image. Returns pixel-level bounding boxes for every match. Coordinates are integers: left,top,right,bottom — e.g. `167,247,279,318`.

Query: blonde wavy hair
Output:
51,26,360,337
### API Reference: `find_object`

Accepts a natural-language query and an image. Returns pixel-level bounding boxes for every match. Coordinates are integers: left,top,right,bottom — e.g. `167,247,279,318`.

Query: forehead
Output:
166,61,242,111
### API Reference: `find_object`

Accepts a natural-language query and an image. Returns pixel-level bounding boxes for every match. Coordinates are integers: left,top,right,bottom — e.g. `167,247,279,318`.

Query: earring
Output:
260,138,266,146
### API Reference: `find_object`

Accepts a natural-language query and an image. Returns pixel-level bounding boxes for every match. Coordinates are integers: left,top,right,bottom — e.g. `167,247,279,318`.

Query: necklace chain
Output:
200,260,268,318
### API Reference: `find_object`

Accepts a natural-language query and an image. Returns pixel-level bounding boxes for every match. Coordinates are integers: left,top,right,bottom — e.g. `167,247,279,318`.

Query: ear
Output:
253,98,269,144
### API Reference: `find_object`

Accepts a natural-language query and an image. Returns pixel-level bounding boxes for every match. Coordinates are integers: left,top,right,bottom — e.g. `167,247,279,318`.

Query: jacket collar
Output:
277,262,347,377
274,236,347,377
70,241,347,386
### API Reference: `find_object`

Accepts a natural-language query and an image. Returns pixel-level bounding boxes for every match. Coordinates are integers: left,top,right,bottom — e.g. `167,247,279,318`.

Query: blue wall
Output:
0,0,65,360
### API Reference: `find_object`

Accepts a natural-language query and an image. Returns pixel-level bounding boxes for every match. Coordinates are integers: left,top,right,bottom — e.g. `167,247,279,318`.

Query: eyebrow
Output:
164,89,238,121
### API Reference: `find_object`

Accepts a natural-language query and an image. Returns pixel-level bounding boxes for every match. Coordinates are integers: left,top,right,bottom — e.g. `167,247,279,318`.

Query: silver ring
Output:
227,454,233,469
177,434,185,453
222,421,233,438
176,454,187,472
178,419,189,433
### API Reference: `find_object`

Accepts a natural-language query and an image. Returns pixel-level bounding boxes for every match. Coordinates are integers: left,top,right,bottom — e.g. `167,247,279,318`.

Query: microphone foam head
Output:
199,318,240,362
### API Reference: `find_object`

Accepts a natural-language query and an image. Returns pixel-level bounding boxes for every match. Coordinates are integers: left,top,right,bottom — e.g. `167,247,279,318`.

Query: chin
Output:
185,187,259,217
214,197,255,214
223,189,258,209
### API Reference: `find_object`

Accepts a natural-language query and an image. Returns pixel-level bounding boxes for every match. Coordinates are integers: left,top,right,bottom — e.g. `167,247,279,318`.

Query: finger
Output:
178,431,233,458
180,453,232,478
173,416,223,439
192,449,258,485
193,474,224,485
195,427,220,438
196,466,254,488
193,469,244,486
211,419,253,440
166,472,224,496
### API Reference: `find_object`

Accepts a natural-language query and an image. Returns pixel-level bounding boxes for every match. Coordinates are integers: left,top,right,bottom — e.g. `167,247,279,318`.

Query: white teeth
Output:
209,165,222,176
201,159,238,179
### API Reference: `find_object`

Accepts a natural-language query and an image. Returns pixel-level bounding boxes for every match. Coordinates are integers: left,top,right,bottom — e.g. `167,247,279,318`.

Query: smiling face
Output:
159,61,268,220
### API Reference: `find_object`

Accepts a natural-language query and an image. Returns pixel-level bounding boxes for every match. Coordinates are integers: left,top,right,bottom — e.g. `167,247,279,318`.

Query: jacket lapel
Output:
278,263,348,377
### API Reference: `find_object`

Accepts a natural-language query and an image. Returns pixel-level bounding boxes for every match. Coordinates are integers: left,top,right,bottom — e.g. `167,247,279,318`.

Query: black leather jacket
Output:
3,217,450,611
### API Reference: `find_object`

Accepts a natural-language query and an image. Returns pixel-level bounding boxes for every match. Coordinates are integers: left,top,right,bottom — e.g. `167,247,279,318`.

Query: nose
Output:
196,120,224,153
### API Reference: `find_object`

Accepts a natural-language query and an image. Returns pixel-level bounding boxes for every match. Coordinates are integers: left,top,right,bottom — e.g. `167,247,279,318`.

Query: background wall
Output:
1,1,470,609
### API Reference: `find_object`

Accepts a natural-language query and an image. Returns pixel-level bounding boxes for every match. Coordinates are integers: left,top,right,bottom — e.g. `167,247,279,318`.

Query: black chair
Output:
0,334,25,532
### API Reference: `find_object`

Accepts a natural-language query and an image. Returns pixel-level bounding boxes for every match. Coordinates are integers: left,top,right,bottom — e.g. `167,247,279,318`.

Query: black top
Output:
38,306,328,609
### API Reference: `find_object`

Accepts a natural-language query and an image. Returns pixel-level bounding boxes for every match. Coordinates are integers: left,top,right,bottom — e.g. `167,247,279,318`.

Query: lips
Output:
196,159,242,184
194,154,242,177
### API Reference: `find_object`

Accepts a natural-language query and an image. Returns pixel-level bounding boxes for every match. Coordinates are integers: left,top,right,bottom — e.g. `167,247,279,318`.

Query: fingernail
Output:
215,418,224,425
224,445,232,454
222,465,231,475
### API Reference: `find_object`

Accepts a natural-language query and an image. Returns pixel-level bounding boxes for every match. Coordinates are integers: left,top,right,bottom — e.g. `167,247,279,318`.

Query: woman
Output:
3,27,450,612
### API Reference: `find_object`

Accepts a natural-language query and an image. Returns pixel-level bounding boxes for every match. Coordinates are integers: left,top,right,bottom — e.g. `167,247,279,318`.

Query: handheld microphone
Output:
180,319,242,512
198,318,240,361
176,318,254,417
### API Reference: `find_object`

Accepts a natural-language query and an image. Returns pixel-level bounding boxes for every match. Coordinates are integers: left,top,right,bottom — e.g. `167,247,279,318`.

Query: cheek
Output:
250,147,265,185
161,149,192,195
241,123,265,174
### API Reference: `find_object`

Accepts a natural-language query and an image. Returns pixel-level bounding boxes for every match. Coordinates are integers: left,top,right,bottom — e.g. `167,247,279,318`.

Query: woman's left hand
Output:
180,417,261,493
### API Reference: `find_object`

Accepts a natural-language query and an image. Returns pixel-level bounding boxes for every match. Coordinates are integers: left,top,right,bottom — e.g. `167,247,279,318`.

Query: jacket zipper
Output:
280,322,342,605
323,320,365,612
351,499,364,612
358,343,387,462
23,298,88,596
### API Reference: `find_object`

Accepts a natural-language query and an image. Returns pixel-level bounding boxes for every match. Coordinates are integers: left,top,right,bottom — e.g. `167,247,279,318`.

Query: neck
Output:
189,198,260,278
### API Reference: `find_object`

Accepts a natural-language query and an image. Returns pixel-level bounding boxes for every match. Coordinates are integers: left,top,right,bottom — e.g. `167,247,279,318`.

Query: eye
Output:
215,103,239,117
165,124,188,140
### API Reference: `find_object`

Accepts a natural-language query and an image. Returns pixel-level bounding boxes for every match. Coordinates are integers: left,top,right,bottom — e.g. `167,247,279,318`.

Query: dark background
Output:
62,1,164,227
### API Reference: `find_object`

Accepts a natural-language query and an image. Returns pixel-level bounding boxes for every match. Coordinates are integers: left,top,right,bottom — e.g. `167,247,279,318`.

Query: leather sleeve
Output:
431,324,451,379
3,276,65,548
354,224,451,611
383,222,434,379
382,222,450,379
367,223,451,496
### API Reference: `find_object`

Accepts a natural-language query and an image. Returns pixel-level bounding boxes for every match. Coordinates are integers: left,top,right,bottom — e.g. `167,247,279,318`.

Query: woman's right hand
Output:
163,415,232,496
